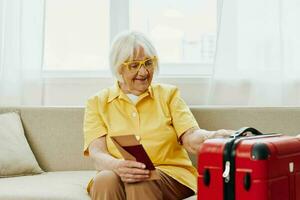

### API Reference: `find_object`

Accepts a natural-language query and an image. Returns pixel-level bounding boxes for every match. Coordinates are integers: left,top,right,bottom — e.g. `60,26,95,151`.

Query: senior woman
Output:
83,31,233,200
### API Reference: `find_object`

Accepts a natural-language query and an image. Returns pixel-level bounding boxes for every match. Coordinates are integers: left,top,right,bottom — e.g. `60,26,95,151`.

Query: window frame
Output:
42,0,218,79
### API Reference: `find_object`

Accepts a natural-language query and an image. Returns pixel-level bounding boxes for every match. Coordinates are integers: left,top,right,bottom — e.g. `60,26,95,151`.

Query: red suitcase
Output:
198,127,300,200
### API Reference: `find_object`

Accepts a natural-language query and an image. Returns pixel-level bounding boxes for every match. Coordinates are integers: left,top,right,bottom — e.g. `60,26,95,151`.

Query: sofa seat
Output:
0,171,96,200
0,170,197,200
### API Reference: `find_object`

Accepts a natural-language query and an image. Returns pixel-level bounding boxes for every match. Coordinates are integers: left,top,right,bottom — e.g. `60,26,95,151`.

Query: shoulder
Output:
86,87,110,106
151,83,179,101
152,83,178,93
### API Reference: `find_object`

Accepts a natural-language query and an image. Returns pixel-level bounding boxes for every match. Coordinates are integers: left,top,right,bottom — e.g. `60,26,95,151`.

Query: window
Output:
130,0,217,64
43,0,109,71
43,0,217,76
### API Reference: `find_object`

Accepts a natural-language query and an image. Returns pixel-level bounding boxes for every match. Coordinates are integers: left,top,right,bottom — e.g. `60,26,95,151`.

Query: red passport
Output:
110,135,159,180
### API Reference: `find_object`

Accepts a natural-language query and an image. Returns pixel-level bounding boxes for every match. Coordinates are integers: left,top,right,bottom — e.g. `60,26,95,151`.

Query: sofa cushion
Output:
0,171,96,200
0,170,197,200
0,112,43,177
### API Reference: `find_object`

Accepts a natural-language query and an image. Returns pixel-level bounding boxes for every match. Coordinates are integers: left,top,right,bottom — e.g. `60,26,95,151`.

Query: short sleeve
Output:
83,96,107,156
169,88,199,138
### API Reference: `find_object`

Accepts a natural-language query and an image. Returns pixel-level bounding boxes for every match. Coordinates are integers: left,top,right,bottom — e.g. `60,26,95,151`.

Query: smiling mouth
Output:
134,77,148,81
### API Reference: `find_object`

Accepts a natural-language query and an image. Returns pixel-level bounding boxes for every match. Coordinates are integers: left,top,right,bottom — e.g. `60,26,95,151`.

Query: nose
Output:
137,64,148,75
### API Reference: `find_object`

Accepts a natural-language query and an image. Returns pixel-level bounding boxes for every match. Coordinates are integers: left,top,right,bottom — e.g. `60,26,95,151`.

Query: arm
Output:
88,136,150,183
181,128,234,154
88,136,120,171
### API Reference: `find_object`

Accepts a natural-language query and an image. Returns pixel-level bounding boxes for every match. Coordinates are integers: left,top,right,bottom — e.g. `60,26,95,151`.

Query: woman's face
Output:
119,47,155,95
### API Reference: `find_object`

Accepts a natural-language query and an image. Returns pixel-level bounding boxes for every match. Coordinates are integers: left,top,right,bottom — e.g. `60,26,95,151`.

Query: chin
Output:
138,86,148,92
132,84,147,93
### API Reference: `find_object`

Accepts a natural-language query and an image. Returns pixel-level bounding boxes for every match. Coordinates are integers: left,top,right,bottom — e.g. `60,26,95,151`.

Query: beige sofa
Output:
0,106,300,200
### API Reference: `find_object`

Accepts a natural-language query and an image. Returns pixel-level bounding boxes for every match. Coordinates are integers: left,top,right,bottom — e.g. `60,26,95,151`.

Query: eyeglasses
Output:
122,57,157,73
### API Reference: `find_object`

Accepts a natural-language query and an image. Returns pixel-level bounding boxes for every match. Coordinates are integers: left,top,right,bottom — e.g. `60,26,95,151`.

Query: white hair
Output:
109,31,159,82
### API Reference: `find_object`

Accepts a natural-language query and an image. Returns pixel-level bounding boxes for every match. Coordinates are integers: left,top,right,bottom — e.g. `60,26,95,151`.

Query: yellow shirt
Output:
83,82,199,192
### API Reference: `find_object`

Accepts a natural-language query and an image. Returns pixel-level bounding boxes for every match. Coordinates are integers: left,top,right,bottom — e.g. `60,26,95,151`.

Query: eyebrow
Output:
127,57,151,62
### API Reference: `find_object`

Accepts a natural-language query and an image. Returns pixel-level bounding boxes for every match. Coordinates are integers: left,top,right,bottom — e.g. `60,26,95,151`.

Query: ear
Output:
118,66,123,75
117,67,125,82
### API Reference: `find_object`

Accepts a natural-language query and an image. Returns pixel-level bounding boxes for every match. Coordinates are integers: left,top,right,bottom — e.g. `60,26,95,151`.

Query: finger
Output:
124,160,146,169
121,177,142,183
120,167,150,175
217,129,233,137
130,168,150,175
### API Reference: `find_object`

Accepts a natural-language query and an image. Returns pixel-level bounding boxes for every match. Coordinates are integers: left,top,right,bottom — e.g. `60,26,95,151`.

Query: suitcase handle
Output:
231,127,263,138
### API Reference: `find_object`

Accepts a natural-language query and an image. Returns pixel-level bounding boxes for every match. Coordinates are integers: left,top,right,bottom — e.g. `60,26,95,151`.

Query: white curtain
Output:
0,0,45,106
209,0,300,106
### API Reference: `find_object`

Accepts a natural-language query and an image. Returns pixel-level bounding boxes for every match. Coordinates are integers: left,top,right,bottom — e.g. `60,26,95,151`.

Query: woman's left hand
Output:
181,128,236,154
214,129,236,138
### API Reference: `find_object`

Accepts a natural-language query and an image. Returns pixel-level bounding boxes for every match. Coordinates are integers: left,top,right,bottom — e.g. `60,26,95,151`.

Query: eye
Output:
128,62,140,69
145,59,153,67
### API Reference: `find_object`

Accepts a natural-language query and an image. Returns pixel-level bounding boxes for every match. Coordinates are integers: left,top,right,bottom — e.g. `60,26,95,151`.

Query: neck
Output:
118,82,143,96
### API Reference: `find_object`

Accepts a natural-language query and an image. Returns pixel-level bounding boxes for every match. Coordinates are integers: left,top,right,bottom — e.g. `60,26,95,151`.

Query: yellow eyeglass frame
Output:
122,56,157,73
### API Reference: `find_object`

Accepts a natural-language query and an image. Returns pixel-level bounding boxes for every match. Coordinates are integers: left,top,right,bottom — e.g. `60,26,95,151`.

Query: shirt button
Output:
132,112,137,117
135,135,141,141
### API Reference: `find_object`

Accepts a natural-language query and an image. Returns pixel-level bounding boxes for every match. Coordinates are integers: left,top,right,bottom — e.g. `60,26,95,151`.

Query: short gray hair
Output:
109,31,159,82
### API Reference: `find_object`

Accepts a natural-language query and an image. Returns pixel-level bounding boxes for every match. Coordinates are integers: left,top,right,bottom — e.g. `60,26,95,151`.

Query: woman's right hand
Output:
113,160,150,183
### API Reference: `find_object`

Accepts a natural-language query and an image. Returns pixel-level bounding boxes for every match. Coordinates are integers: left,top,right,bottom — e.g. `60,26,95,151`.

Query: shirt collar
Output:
107,81,154,103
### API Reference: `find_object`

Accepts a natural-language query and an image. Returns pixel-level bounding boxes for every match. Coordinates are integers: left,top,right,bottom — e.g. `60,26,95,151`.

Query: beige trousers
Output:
89,169,194,200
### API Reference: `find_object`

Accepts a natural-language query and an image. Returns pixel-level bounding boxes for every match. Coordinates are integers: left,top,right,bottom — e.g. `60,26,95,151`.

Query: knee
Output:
92,170,122,191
